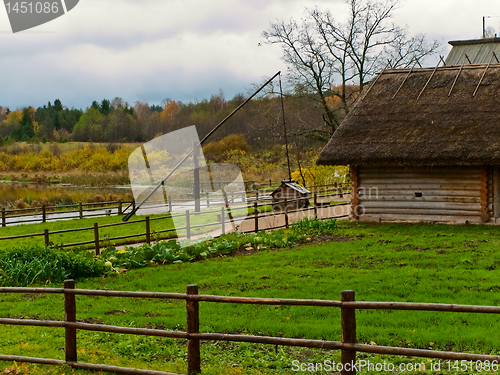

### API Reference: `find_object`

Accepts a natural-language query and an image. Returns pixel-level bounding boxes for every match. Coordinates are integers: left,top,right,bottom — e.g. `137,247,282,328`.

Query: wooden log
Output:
79,202,83,219
145,217,150,244
284,199,289,228
359,172,480,179
93,223,100,255
64,280,77,363
186,285,201,375
1,207,4,227
254,202,258,232
358,166,478,175
341,290,356,375
360,213,482,223
367,189,481,197
359,178,480,186
361,207,481,215
358,201,481,210
359,195,481,203
44,229,49,247
357,183,480,191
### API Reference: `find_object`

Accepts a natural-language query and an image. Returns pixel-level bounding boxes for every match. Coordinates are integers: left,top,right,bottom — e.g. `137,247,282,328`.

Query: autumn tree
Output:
263,0,440,141
0,110,22,138
72,107,104,142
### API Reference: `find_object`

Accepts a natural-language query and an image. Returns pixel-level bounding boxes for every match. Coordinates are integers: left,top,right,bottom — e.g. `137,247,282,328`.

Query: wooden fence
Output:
0,282,499,375
0,183,348,227
0,193,350,252
1,200,130,227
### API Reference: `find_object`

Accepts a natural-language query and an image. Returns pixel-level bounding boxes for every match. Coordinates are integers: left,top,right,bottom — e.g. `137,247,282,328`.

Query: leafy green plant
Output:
0,246,105,286
291,217,337,235
99,219,335,272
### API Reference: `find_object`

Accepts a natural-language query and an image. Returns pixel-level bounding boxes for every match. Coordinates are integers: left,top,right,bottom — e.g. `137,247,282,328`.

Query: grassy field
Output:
0,220,499,374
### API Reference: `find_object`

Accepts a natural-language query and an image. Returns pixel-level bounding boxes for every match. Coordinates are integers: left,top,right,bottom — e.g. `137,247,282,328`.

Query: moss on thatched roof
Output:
317,64,500,167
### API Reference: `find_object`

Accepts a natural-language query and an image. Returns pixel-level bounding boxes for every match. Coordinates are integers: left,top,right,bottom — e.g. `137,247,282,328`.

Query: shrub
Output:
203,134,250,156
15,198,26,209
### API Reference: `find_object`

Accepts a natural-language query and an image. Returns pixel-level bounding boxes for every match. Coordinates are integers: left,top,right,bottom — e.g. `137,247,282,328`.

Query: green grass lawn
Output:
0,214,177,250
1,220,500,374
0,206,254,250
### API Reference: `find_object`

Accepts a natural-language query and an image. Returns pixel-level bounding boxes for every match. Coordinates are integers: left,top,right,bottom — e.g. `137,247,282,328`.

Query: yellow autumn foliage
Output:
0,145,130,172
291,160,349,188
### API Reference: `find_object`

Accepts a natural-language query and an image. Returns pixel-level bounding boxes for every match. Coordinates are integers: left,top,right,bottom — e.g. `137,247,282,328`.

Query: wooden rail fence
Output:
0,183,349,227
0,282,499,374
1,200,131,227
0,194,350,252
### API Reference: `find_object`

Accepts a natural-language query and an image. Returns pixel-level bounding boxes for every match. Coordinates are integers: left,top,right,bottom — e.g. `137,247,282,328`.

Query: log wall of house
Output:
355,166,490,224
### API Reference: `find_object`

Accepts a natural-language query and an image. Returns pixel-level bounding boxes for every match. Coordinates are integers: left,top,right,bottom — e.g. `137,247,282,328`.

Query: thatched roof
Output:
317,64,500,167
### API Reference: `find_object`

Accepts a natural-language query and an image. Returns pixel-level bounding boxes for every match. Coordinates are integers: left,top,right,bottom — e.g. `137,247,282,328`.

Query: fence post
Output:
118,199,122,215
186,284,201,374
64,279,77,363
132,199,136,212
44,229,50,246
168,195,172,212
2,207,5,227
221,206,225,235
314,193,318,219
340,183,344,198
145,216,150,244
79,202,83,219
284,198,289,228
341,290,356,375
254,202,258,233
42,205,46,223
206,193,210,208
93,223,100,255
186,210,191,239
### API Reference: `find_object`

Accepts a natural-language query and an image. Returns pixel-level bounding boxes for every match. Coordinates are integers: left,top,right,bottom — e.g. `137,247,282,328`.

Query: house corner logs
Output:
350,165,359,220
480,165,490,223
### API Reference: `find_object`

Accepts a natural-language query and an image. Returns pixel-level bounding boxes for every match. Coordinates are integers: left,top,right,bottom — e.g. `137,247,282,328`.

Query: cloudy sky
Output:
0,0,499,110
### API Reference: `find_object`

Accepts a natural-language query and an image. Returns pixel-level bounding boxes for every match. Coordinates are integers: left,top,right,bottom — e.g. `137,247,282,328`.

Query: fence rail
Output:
1,200,131,227
0,183,349,227
0,192,350,252
0,282,498,375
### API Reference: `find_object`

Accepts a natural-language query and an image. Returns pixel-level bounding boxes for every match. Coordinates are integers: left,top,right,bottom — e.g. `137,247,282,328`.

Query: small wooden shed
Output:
317,63,500,224
271,180,310,210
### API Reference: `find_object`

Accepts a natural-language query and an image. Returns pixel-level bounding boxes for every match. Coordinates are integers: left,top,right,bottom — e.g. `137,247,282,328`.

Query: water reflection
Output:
0,183,133,208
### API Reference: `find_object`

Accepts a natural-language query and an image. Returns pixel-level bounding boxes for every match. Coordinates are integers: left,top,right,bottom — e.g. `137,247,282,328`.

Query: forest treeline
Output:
0,91,340,147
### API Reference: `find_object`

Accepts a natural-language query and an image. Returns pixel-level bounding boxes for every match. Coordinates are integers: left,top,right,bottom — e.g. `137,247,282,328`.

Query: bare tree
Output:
263,0,440,142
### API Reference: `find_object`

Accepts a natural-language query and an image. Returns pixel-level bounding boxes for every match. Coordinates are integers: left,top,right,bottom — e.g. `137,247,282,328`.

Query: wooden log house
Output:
317,62,500,224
